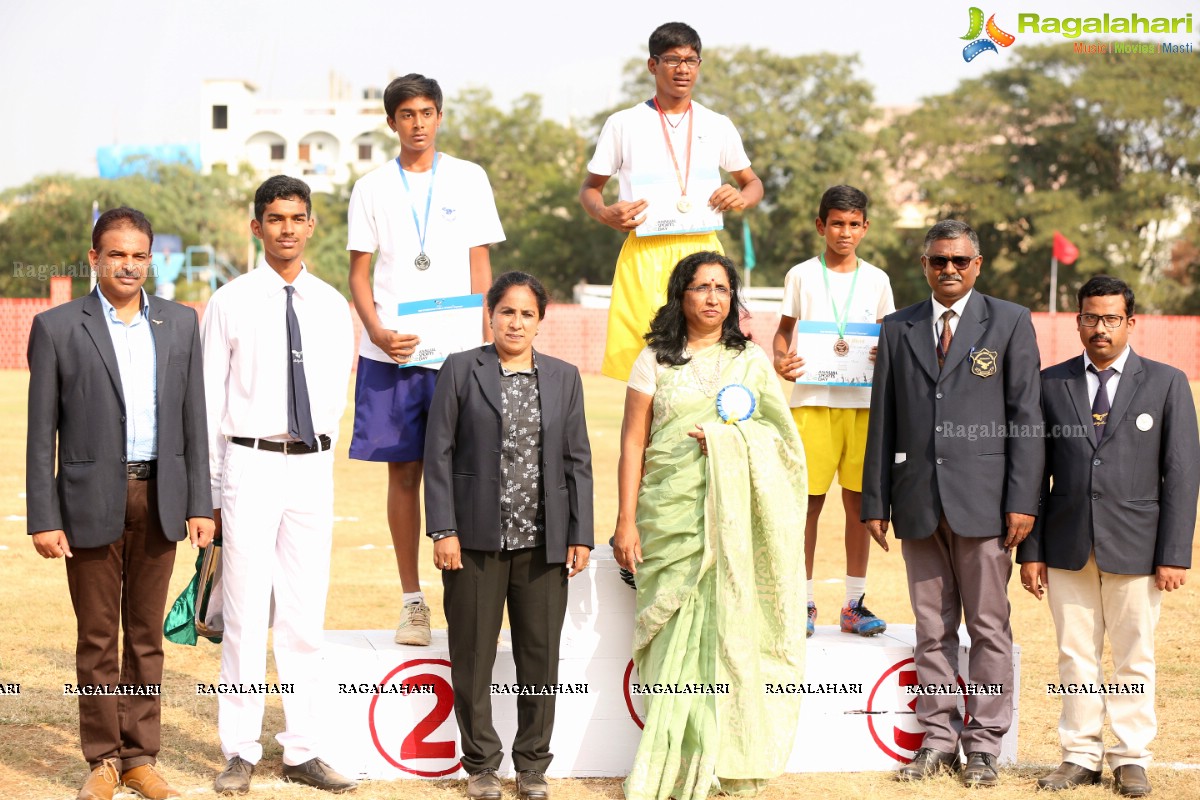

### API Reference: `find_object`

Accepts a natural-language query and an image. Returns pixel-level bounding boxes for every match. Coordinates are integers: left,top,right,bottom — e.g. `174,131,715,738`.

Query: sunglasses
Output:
924,254,978,270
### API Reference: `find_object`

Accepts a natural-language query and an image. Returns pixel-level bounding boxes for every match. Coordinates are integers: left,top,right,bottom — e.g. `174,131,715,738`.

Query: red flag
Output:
1053,231,1079,264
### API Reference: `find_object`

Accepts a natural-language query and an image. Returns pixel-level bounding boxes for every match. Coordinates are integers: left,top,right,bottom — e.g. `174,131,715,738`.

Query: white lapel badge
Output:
1135,413,1153,431
152,319,163,325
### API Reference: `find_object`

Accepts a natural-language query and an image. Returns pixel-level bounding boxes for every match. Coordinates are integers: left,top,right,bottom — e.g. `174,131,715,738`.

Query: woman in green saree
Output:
614,252,809,800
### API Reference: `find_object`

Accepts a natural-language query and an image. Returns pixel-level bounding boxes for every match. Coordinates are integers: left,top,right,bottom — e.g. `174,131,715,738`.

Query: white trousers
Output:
217,442,334,766
1047,551,1162,770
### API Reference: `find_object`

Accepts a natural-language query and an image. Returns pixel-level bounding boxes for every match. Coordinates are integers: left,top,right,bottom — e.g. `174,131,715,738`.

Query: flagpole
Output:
1049,256,1058,315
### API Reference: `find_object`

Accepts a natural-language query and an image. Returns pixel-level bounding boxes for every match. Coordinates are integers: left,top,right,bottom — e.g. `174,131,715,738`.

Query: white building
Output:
200,78,393,194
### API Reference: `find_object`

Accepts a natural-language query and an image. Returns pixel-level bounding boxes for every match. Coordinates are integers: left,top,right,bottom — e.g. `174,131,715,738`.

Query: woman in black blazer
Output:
423,271,594,800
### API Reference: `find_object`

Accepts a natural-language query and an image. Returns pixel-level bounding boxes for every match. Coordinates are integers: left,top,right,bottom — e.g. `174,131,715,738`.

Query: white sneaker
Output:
394,601,431,646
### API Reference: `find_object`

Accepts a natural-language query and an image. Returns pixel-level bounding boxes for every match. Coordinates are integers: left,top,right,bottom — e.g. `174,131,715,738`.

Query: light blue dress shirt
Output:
97,288,158,461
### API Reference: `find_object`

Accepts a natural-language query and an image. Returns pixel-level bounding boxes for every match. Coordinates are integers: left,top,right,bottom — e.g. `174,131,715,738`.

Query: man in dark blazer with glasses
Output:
862,219,1044,787
1018,276,1199,798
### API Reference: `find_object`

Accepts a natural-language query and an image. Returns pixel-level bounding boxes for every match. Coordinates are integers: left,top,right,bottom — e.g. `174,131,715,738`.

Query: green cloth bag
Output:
163,542,224,645
163,550,202,646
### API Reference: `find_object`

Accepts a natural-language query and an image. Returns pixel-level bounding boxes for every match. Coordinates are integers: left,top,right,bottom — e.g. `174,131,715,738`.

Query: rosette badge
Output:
716,384,756,424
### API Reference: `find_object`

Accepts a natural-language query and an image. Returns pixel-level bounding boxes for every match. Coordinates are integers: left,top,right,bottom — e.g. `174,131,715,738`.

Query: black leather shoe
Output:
213,757,254,795
517,770,549,800
897,747,961,780
281,758,358,793
1037,762,1101,790
1113,765,1151,797
466,768,502,800
963,752,1000,787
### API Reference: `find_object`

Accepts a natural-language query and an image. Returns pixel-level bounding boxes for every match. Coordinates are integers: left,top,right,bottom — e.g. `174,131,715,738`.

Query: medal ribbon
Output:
652,97,693,201
396,151,440,260
820,253,860,340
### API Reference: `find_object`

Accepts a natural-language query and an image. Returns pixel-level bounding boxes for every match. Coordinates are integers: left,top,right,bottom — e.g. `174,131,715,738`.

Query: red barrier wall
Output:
4,283,1199,379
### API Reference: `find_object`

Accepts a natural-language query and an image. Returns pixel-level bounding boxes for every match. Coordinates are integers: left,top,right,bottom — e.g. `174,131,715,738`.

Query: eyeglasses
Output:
685,284,730,297
924,254,978,270
1078,313,1127,329
655,55,702,69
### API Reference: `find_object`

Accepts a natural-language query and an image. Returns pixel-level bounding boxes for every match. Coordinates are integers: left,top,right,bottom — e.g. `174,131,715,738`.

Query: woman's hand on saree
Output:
687,424,708,457
613,521,643,575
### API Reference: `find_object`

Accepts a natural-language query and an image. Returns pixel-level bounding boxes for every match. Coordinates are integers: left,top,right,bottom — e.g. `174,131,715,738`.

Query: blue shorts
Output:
348,357,438,463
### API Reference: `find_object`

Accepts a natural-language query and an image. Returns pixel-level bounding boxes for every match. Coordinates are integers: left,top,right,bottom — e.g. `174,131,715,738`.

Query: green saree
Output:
625,344,808,800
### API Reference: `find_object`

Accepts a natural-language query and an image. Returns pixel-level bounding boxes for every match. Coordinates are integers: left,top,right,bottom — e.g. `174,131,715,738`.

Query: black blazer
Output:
423,345,594,563
1017,350,1200,574
26,290,212,547
862,291,1044,539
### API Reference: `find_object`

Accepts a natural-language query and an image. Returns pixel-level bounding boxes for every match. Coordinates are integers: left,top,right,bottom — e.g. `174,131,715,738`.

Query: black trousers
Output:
442,547,568,773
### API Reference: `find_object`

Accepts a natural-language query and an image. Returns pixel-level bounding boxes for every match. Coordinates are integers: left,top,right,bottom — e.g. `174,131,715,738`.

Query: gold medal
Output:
833,338,850,357
676,197,692,214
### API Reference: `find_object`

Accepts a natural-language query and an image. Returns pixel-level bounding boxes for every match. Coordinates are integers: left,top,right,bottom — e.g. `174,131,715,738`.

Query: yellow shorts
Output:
601,231,724,381
791,406,870,495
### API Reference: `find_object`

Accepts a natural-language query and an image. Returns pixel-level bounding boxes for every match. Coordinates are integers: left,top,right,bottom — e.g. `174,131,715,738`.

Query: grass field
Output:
1,370,1199,800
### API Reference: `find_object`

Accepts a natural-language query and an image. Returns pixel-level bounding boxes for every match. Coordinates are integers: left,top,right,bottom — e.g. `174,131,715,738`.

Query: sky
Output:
1,0,1195,191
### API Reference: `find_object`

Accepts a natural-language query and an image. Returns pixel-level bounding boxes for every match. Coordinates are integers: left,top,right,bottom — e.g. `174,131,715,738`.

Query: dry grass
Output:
1,371,1198,800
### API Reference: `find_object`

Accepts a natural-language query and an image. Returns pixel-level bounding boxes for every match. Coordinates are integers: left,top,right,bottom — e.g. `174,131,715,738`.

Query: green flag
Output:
742,218,757,271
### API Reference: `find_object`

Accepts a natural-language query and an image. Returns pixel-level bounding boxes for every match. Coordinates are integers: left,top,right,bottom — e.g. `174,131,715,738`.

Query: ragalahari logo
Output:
961,7,1016,62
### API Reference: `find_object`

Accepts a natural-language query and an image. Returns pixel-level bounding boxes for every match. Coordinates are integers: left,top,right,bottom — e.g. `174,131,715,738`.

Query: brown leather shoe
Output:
1113,765,1151,797
962,752,1000,787
281,757,358,793
466,768,502,799
122,764,180,799
78,759,120,800
1036,761,1101,791
517,770,549,800
897,747,961,780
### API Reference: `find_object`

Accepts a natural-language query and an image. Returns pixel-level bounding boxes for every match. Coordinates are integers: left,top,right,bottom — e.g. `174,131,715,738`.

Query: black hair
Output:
818,185,869,223
487,271,549,320
649,22,702,58
384,74,443,119
1078,275,1135,318
924,219,980,255
92,207,153,251
254,175,312,222
645,251,749,366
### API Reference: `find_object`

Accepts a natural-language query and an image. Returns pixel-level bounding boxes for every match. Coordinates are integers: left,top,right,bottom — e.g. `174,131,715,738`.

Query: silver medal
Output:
414,252,431,270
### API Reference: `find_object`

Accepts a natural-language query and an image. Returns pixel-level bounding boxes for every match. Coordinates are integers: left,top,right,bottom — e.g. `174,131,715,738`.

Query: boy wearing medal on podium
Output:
772,185,894,638
347,74,506,646
580,21,763,381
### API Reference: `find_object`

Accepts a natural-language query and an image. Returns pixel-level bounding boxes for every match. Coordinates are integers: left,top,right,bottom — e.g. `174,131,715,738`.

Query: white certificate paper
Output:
632,167,723,237
793,321,880,387
395,294,484,368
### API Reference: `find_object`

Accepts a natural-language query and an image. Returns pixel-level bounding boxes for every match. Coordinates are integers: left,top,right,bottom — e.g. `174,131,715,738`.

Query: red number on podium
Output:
400,675,456,760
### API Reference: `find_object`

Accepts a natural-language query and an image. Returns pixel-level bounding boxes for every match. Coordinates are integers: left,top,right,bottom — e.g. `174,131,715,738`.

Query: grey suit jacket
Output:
862,291,1044,539
26,290,212,548
1017,350,1199,574
423,345,594,564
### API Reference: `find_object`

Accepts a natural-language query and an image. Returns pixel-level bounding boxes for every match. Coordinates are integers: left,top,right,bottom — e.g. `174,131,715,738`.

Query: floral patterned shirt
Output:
499,359,545,550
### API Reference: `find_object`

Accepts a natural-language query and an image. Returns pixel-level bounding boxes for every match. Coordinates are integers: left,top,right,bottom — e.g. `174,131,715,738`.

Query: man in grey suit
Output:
862,219,1044,787
1018,276,1199,797
27,207,214,800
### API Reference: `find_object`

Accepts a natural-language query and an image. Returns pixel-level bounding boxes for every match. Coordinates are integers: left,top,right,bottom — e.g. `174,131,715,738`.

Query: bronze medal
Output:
833,338,850,357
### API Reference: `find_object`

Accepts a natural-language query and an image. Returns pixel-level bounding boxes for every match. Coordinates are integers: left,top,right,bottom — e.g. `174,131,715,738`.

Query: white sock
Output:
403,591,425,606
845,576,866,606
806,580,815,605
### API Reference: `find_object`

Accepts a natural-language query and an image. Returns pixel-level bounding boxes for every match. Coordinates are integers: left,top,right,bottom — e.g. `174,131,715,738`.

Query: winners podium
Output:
316,548,1019,779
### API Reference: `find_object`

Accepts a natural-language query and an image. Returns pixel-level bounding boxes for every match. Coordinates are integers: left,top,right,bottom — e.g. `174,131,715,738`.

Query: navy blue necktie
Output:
1088,364,1115,443
285,285,316,447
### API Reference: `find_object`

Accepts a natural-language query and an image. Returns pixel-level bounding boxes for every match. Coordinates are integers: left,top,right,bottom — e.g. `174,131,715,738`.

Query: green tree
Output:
604,47,893,285
891,43,1200,312
0,163,253,298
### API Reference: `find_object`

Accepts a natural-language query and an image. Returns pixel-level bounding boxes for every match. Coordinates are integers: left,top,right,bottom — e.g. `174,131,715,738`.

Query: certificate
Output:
632,167,723,237
394,294,484,368
793,321,880,387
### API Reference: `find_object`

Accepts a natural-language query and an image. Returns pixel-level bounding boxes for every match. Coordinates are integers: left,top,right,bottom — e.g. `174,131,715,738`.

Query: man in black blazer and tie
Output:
862,219,1044,787
1018,276,1199,797
26,207,214,800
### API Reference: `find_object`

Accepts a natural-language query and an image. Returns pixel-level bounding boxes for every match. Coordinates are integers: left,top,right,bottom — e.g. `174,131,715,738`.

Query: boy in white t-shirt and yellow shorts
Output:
773,185,894,638
579,21,763,381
